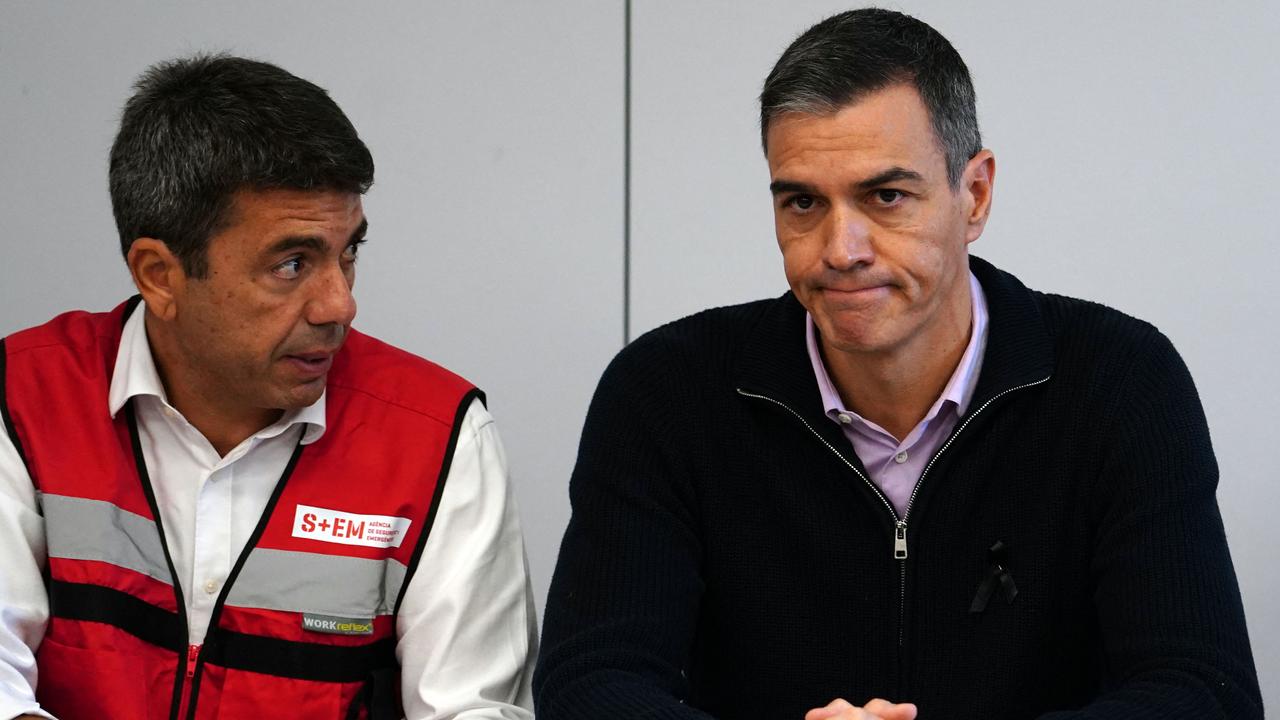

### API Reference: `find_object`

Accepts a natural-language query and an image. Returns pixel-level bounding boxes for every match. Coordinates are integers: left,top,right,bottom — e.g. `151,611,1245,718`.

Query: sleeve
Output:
533,343,715,720
0,414,56,720
1037,329,1262,719
395,397,537,720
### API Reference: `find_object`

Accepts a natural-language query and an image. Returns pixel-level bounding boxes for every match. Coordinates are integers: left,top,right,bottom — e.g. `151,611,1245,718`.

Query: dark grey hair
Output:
760,8,981,187
109,54,374,277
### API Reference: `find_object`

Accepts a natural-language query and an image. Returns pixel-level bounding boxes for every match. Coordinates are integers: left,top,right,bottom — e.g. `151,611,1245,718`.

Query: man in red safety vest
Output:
0,54,536,720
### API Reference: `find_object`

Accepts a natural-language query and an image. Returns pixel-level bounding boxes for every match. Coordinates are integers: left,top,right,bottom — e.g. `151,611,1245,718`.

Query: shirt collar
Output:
107,303,328,444
806,270,990,423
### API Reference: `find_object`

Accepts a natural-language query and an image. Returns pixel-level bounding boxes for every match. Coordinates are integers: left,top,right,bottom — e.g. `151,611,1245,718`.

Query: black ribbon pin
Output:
969,540,1018,614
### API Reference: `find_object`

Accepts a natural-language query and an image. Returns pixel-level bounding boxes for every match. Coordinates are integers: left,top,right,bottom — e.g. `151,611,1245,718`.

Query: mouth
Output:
282,350,337,379
822,284,892,301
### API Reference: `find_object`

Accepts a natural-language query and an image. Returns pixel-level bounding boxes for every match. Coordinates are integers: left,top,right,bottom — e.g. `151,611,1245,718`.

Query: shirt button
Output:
895,451,909,464
837,413,853,425
162,406,178,419
204,580,218,594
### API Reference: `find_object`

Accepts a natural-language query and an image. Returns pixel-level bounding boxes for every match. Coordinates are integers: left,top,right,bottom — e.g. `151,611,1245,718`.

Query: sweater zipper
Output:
737,375,1050,640
890,375,1051,644
736,389,899,520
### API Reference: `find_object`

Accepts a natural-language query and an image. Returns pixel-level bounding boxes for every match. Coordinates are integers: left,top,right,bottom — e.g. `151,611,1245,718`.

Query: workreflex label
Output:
301,613,374,635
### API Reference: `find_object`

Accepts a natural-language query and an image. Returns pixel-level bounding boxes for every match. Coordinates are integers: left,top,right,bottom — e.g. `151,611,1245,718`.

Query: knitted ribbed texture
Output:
534,257,1261,720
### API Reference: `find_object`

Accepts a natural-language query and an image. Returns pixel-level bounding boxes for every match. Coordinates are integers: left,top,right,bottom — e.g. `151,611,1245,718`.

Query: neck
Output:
143,311,281,456
823,281,973,442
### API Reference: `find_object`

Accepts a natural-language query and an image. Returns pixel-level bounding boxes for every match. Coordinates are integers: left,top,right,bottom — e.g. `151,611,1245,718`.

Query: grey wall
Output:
3,0,1276,709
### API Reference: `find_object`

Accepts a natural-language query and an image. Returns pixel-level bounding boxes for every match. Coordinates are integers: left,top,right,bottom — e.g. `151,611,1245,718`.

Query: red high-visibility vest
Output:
1,298,480,720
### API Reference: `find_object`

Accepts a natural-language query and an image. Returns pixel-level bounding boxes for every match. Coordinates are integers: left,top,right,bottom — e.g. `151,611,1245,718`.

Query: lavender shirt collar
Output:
805,271,989,515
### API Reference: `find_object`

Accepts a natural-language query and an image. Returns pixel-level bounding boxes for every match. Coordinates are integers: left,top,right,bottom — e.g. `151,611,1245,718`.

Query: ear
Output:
961,149,996,244
126,238,186,321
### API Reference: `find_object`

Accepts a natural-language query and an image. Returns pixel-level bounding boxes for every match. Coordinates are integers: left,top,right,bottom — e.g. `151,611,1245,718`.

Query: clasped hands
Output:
805,697,918,720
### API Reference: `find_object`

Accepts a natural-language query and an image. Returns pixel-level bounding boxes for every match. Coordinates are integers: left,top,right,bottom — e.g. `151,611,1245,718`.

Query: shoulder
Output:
610,295,783,377
977,256,1176,375
1031,290,1179,372
584,295,786,425
326,329,480,428
3,306,122,357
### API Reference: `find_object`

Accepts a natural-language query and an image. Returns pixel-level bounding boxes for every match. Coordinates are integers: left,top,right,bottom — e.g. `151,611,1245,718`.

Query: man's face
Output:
766,83,989,358
168,188,365,416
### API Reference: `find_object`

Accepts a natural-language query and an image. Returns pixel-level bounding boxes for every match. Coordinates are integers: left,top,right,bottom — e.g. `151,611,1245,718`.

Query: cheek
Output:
779,248,814,293
779,234,820,271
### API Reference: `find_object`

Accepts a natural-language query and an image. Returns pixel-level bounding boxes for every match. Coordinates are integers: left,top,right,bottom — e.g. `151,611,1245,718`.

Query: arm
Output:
1038,330,1261,719
396,398,536,719
0,416,55,720
534,344,714,720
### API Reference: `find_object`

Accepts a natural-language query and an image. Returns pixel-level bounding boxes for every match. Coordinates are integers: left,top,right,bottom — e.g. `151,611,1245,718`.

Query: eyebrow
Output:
350,218,369,244
265,218,368,255
856,167,925,189
769,180,815,196
769,167,926,196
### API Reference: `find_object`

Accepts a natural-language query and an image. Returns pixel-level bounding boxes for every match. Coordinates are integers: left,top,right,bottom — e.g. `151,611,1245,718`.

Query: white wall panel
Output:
632,0,1279,707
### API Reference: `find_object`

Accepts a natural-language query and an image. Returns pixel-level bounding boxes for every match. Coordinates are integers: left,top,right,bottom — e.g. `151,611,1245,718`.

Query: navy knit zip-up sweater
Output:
535,257,1261,719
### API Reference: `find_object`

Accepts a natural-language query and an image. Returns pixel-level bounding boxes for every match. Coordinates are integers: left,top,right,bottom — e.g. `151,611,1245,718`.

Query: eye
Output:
785,194,818,213
872,189,906,206
272,257,303,280
342,238,365,262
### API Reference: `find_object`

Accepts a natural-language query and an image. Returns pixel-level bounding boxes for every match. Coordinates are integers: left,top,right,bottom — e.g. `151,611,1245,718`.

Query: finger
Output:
805,698,857,720
863,699,918,720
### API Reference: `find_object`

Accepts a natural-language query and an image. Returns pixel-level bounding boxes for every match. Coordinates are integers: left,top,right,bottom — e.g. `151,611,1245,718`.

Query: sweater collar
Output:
734,255,1054,418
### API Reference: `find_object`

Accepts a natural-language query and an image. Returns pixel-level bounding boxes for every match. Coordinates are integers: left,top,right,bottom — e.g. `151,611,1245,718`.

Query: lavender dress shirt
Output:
805,271,989,517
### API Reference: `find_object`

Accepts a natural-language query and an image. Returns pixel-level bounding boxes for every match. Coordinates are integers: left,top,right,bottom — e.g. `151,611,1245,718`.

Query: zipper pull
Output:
186,644,201,679
894,522,908,560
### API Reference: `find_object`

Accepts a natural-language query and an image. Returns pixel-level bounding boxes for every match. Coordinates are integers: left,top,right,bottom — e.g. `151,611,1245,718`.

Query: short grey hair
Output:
760,8,981,188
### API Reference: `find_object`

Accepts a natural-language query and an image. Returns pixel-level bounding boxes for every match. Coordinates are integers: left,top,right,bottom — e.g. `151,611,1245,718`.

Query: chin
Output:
278,384,326,410
821,323,902,355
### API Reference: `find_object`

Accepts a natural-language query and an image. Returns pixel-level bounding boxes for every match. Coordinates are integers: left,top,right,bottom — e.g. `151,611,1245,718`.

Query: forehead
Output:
765,84,945,181
220,188,365,241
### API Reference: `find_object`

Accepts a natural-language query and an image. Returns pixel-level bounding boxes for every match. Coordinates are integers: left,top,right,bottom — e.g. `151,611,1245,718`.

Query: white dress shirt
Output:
0,306,536,719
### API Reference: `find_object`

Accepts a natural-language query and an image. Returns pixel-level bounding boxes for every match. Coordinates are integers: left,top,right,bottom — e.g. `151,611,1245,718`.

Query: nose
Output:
822,205,875,271
307,263,358,329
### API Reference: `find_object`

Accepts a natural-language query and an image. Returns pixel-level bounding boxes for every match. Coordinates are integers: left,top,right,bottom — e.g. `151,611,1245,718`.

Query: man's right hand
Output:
804,697,918,720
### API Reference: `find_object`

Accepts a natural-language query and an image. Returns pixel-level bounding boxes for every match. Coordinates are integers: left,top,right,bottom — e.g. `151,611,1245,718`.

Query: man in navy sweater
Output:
533,8,1261,720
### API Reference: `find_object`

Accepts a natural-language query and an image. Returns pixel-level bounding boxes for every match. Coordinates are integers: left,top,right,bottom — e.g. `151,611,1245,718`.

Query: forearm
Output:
397,402,535,719
1035,672,1259,720
534,345,711,719
534,666,715,720
0,418,53,720
536,520,711,720
1052,331,1263,719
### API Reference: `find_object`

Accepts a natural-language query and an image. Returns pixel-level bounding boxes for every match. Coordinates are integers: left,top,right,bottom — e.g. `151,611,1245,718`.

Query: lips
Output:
283,350,337,379
826,284,889,294
823,284,892,300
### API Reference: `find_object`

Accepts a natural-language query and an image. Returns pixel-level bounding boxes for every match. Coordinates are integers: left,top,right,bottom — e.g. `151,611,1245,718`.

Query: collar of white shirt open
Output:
106,301,328,445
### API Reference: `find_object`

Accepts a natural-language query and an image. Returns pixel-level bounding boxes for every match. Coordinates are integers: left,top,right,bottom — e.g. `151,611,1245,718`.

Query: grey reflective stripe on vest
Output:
43,494,408,618
227,548,408,618
42,493,172,584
